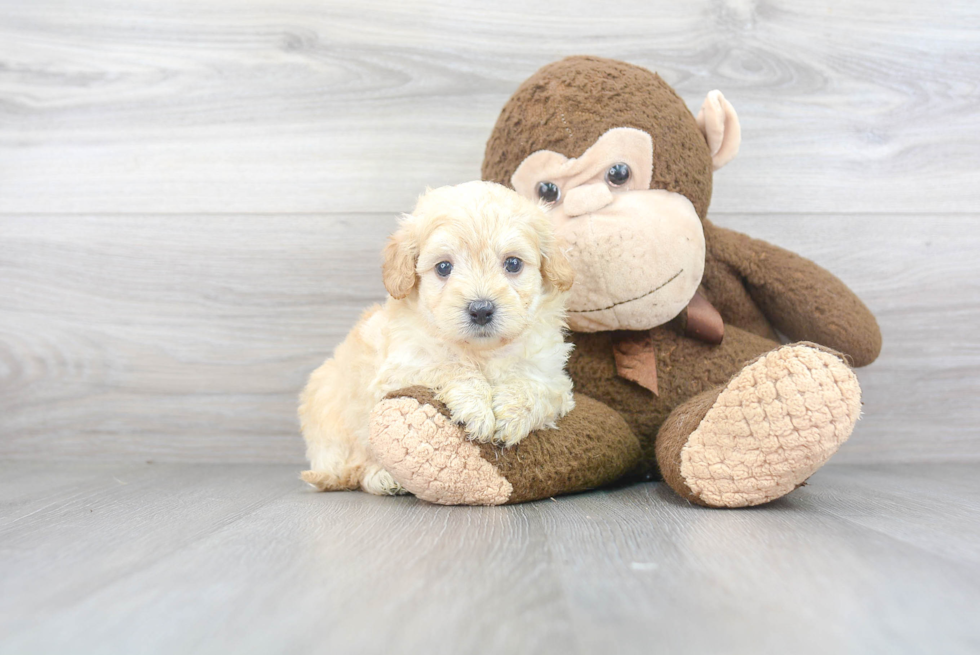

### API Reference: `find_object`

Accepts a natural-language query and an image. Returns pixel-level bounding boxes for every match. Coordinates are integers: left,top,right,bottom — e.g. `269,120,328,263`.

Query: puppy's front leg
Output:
435,374,496,443
491,377,575,448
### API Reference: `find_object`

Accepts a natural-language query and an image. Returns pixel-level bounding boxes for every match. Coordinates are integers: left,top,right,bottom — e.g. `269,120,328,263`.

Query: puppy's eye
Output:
435,261,453,277
605,163,631,187
504,257,523,274
536,181,560,203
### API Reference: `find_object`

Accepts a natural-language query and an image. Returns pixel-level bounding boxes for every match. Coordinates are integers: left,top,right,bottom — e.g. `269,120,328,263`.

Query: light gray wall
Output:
2,0,978,463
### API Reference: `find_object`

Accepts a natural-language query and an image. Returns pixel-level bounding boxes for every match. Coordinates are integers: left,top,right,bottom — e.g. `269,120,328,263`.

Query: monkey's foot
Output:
657,343,862,508
369,388,513,505
369,387,640,506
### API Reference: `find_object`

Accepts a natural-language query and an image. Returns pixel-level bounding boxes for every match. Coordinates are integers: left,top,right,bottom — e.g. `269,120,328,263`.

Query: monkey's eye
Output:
536,181,561,203
504,257,523,274
435,261,453,277
605,163,631,187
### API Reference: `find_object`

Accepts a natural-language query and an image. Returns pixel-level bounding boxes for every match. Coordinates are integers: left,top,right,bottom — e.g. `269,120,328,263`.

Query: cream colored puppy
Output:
299,181,576,495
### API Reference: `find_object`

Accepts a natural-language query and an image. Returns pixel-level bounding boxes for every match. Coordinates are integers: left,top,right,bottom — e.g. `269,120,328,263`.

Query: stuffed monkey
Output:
367,56,881,507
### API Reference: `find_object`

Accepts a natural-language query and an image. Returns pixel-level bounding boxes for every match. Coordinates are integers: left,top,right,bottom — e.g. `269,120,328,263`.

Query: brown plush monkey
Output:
368,56,881,507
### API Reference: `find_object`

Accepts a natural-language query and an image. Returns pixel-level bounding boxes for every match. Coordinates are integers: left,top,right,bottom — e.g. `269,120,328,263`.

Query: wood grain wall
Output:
2,0,978,463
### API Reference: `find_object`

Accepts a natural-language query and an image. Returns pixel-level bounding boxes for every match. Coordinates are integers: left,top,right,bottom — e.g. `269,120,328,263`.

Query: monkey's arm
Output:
704,222,882,367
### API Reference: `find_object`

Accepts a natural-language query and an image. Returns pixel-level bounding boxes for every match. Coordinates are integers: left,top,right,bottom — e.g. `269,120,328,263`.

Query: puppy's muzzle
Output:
468,299,495,326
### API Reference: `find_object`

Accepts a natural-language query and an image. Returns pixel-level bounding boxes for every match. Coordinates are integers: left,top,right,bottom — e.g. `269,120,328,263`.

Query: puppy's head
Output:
383,181,574,349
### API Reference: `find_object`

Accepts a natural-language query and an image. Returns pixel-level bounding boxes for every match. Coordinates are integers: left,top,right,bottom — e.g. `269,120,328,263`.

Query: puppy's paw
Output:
490,386,540,448
301,469,358,492
490,383,575,447
557,386,576,419
491,418,535,448
438,382,496,443
361,466,408,496
459,404,497,443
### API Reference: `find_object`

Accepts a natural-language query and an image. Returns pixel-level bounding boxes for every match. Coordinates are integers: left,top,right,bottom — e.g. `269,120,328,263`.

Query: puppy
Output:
299,181,576,495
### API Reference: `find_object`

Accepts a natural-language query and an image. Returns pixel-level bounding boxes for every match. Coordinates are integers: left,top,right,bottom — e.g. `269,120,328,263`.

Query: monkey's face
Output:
512,128,705,332
484,56,742,333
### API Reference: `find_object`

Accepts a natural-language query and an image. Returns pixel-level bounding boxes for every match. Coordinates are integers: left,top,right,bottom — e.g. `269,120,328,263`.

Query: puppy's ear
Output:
542,240,575,293
528,206,576,293
382,216,420,299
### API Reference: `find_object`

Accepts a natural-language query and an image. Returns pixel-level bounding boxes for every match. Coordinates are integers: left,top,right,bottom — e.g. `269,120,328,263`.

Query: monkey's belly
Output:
568,325,778,478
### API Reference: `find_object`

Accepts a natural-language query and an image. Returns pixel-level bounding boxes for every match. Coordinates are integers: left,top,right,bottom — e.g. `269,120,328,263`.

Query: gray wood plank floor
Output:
1,462,978,655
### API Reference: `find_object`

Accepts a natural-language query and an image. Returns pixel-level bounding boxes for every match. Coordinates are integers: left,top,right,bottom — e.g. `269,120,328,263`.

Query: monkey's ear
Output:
696,90,741,171
542,241,576,293
382,216,420,299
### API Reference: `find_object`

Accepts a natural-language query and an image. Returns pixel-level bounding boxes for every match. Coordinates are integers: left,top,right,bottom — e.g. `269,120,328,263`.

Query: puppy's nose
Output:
468,299,495,326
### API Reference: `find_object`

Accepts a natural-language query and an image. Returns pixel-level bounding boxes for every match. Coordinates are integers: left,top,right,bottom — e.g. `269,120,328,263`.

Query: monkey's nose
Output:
563,183,614,217
468,300,495,326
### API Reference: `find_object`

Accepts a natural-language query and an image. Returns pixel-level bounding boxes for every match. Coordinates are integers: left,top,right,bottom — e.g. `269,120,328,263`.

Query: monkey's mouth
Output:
569,269,683,314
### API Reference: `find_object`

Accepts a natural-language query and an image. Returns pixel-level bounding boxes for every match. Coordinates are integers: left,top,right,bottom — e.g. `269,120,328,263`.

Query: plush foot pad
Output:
679,344,862,507
369,395,514,505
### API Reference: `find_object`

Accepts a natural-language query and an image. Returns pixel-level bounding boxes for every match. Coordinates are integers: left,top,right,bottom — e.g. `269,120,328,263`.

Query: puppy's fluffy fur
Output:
299,181,577,495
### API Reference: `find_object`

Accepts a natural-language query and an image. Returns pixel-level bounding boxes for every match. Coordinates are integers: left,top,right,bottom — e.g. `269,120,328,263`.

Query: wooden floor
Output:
2,0,980,653
1,461,978,654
